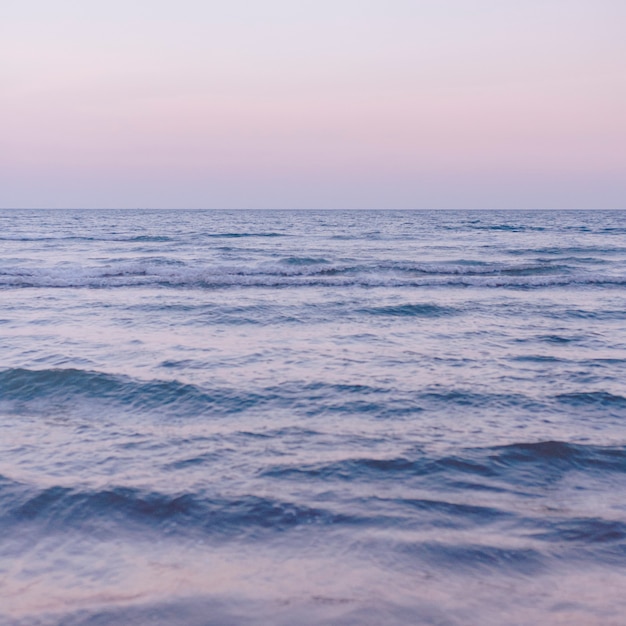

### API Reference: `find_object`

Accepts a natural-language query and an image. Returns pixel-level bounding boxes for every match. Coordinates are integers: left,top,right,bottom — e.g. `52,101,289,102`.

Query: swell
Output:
0,368,268,418
3,368,625,420
0,479,342,538
2,442,625,561
125,301,458,325
358,303,455,317
262,441,626,487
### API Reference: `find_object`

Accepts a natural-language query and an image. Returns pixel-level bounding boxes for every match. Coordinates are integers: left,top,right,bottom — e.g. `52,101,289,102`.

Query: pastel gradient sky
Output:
2,0,625,209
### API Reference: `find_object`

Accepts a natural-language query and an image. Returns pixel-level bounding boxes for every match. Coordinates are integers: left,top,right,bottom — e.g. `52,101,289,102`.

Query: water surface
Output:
1,209,626,625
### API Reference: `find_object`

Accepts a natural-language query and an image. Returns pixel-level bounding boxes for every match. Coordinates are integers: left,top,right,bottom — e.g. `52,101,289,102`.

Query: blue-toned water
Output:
1,209,626,625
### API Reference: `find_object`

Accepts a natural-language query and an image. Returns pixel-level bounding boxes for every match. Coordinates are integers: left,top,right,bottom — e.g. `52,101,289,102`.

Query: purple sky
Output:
2,0,625,209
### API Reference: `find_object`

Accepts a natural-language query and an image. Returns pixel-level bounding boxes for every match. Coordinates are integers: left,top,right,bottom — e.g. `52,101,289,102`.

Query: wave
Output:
0,368,268,418
556,391,626,408
530,517,626,544
0,232,286,243
0,235,173,243
507,245,626,256
1,369,549,420
0,478,340,537
398,541,545,574
359,303,455,317
262,441,626,485
3,441,624,545
0,369,421,420
205,232,287,238
1,258,624,289
4,369,625,424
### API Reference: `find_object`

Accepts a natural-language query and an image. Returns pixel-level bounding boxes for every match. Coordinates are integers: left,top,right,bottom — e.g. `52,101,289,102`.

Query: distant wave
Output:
1,258,624,289
0,232,286,243
204,232,287,238
0,235,173,242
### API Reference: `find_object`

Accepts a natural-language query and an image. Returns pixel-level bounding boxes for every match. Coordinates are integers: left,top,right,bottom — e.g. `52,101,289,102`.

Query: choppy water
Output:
1,209,626,625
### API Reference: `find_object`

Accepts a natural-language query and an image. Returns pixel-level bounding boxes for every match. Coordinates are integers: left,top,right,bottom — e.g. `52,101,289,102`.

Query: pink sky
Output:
2,0,625,208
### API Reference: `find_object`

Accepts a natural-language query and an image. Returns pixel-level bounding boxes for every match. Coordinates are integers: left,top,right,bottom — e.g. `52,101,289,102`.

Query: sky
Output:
2,0,625,209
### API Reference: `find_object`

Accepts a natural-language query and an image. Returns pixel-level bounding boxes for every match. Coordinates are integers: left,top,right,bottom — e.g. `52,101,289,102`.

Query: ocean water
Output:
1,209,626,626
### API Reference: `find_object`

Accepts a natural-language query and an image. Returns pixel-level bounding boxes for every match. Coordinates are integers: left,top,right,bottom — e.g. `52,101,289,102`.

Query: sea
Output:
1,209,625,626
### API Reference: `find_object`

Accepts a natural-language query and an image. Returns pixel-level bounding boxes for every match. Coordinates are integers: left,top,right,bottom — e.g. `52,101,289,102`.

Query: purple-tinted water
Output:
1,209,626,625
